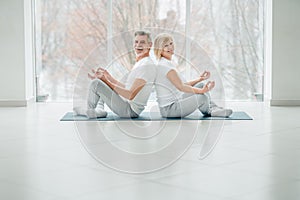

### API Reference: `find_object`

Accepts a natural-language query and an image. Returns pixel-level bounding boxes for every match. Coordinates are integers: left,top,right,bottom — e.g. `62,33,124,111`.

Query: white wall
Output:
271,0,300,106
24,0,35,102
0,0,34,106
264,0,273,102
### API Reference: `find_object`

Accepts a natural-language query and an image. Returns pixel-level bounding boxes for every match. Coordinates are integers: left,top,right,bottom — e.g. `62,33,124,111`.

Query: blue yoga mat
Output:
60,111,252,121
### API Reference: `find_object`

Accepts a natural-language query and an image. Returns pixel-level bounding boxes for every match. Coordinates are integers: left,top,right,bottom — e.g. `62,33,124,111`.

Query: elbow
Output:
128,87,142,100
177,85,185,92
128,92,137,100
129,96,135,101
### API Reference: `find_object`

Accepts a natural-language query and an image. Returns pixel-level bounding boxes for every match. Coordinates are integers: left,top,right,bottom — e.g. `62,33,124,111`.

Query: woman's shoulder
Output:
156,58,177,76
157,57,174,68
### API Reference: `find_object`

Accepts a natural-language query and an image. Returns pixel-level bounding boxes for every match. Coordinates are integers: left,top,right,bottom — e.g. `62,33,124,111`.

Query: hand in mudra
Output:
88,67,112,81
199,70,210,81
203,81,215,93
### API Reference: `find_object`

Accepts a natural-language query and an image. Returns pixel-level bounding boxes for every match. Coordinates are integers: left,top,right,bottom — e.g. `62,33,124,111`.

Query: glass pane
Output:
35,0,264,102
35,0,108,101
112,0,186,34
110,0,186,71
190,0,264,101
110,0,187,101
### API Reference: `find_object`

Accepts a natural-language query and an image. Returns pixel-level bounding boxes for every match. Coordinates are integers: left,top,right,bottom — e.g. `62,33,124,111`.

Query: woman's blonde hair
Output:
154,33,174,60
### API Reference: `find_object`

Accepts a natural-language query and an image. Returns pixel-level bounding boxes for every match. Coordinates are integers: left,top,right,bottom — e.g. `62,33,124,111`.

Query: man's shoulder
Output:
130,57,156,79
136,56,154,66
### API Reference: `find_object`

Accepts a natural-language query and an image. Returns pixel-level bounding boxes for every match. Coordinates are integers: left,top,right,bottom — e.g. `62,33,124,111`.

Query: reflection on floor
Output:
0,102,300,200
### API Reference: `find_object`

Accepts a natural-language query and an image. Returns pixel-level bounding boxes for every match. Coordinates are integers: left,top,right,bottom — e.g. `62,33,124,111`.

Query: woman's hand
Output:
199,71,210,81
202,81,215,93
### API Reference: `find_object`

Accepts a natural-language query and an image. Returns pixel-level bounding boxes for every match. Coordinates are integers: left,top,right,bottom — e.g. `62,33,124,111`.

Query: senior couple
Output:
73,30,232,119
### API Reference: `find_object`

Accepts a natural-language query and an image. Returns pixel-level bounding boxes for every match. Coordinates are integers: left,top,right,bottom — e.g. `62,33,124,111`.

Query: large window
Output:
35,0,264,101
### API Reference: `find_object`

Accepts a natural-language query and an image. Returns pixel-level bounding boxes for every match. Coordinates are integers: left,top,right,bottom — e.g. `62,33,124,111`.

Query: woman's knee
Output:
196,94,209,105
194,82,205,88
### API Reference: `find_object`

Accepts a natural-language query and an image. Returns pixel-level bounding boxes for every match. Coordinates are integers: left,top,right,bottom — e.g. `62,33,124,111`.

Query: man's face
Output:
133,35,152,56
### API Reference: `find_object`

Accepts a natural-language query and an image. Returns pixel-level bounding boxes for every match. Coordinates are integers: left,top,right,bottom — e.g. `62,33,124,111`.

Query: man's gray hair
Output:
134,30,152,43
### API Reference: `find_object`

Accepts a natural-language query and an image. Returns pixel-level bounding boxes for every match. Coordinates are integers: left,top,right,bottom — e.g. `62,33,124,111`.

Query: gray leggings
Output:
159,82,214,118
87,79,138,118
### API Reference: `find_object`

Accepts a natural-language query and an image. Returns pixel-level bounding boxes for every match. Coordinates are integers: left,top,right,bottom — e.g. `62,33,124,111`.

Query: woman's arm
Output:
185,71,211,86
167,70,214,94
184,77,201,86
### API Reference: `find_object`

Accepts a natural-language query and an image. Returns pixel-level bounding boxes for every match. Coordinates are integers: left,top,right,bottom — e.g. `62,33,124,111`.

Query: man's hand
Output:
95,67,113,80
88,68,105,80
88,72,96,80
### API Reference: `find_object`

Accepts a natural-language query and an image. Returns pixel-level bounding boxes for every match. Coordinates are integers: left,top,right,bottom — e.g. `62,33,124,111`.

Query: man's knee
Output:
90,79,105,91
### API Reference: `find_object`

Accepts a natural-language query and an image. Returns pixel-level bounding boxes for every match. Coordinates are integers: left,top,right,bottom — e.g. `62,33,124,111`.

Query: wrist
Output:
101,77,108,83
196,87,205,94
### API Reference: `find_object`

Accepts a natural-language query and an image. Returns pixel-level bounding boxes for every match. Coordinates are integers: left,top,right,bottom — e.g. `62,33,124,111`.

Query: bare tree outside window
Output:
35,0,264,101
190,0,264,100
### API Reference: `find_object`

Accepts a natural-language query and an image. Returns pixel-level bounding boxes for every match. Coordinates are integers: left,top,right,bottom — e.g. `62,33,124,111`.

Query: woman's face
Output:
161,40,174,60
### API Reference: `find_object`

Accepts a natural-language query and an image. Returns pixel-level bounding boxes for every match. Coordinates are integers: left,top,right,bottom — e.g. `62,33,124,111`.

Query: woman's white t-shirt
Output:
155,57,185,107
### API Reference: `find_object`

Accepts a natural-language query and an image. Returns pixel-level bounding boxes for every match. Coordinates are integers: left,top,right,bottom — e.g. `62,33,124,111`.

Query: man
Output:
74,30,155,118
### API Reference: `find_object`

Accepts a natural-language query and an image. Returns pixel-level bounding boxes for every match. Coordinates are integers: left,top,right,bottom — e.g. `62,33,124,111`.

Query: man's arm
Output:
101,77,146,100
95,68,126,88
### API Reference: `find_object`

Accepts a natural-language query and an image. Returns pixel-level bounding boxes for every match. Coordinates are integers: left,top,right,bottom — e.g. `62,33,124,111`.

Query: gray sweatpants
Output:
159,82,215,118
87,79,138,118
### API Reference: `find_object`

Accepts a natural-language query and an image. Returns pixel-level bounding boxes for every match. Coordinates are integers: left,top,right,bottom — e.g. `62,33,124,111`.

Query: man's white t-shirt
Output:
155,57,185,107
125,57,155,114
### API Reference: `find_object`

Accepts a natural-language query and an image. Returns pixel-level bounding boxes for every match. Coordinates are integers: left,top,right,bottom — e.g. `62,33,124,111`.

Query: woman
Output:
153,33,232,118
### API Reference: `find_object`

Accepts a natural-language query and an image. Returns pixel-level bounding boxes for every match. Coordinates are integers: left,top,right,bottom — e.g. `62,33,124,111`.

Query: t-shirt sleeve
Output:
158,60,175,77
133,65,156,82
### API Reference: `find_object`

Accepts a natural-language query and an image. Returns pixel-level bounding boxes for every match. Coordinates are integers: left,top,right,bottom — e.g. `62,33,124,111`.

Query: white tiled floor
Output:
0,102,300,200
